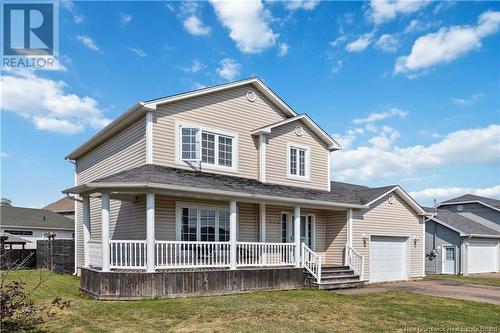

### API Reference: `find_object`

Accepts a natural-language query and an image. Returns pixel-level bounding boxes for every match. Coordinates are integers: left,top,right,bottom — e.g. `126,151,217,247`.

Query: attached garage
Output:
467,241,499,273
369,236,409,282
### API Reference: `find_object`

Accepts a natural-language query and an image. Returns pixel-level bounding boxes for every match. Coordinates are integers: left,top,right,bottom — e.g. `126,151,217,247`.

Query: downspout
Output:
66,159,79,276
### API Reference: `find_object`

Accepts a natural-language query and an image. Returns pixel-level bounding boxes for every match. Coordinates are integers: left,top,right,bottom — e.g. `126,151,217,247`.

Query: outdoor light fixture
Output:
362,234,369,246
412,236,419,245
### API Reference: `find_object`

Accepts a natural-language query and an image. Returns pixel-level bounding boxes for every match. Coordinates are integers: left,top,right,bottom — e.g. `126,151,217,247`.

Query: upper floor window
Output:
177,122,238,172
287,143,309,180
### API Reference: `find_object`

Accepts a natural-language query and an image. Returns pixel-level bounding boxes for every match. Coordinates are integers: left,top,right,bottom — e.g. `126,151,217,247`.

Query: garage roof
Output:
426,209,500,237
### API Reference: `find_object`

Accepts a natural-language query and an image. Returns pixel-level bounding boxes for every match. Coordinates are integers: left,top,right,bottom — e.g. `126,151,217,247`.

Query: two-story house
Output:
425,194,500,275
63,78,428,299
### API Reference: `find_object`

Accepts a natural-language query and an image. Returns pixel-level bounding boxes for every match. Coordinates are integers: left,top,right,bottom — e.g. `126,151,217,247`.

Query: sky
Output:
1,0,499,208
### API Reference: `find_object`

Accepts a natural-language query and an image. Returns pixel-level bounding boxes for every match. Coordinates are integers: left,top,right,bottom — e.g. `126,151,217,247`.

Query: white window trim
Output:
280,212,315,250
175,202,231,242
286,142,310,181
175,121,239,173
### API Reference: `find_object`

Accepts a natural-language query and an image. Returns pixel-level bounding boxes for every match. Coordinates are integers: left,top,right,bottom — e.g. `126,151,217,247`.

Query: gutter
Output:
63,182,367,209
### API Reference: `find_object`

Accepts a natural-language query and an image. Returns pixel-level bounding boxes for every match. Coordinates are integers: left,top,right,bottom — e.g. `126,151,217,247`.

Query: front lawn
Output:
426,274,500,287
3,270,499,332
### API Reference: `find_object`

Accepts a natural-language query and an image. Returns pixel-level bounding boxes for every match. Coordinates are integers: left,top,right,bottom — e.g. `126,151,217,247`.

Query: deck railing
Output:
109,240,146,269
88,240,102,268
155,241,231,269
90,240,299,271
302,243,321,283
346,245,364,280
236,242,295,267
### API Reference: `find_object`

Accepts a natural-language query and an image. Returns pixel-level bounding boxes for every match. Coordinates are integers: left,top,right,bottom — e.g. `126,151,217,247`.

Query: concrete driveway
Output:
336,279,500,305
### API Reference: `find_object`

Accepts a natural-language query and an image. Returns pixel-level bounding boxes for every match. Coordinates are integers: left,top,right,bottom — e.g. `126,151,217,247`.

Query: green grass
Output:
3,270,500,332
426,274,500,287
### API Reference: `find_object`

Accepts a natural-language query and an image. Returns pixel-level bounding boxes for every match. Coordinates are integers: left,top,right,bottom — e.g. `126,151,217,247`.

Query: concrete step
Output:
315,280,365,290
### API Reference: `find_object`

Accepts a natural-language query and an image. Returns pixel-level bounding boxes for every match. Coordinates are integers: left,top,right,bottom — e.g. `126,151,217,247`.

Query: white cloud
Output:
76,35,100,52
285,0,320,11
410,185,500,202
331,60,343,74
0,70,110,135
346,33,373,52
330,35,347,48
332,124,500,181
179,2,211,36
375,33,399,52
333,128,364,149
73,14,84,24
120,13,132,25
395,11,500,75
183,59,205,73
209,0,278,54
278,43,289,57
216,58,241,80
1,152,9,159
404,19,433,34
353,108,408,124
450,93,482,106
128,47,147,57
369,0,429,24
184,15,211,36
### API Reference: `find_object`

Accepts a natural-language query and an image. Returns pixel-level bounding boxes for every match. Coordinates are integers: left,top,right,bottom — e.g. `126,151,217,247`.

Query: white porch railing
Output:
237,242,295,267
155,241,231,269
346,245,365,280
109,240,146,269
88,240,102,268
302,243,321,283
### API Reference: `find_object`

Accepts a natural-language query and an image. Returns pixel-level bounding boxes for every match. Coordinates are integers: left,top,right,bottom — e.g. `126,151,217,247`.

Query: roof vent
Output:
457,205,463,211
294,126,304,136
388,195,395,204
246,90,256,102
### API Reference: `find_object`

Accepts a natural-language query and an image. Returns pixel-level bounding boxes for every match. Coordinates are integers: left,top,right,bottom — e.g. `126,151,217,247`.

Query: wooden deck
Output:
80,266,307,300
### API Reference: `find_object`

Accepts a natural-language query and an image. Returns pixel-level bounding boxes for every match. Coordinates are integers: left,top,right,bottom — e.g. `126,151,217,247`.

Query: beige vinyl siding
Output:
238,203,259,242
322,211,347,265
352,193,424,280
266,120,329,191
75,119,146,268
76,119,146,184
153,85,287,180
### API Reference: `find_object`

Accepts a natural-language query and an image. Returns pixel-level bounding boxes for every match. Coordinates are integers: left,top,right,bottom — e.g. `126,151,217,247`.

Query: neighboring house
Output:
425,194,500,275
0,206,74,249
43,197,75,220
63,78,428,299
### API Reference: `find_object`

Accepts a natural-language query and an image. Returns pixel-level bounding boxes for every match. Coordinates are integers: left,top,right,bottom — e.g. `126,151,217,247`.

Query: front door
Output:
442,246,457,274
282,214,313,248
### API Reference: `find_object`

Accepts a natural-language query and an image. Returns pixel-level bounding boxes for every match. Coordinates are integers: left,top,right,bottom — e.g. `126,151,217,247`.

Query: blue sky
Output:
1,0,499,208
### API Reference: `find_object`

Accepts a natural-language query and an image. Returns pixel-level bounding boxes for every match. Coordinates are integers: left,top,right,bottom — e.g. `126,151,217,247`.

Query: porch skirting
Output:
80,267,306,300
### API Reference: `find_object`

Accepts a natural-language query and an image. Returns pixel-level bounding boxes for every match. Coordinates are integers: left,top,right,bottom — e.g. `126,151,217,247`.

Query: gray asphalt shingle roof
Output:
66,164,400,207
0,206,74,230
441,194,500,209
428,209,499,236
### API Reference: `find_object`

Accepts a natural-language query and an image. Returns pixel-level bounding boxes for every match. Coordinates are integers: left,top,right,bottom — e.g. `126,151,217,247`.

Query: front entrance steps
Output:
306,265,365,290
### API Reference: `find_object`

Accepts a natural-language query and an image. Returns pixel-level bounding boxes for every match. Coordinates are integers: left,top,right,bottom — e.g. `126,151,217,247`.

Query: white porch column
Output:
101,192,110,272
347,208,353,247
82,195,91,268
229,200,237,270
294,206,301,267
146,192,156,272
259,203,266,242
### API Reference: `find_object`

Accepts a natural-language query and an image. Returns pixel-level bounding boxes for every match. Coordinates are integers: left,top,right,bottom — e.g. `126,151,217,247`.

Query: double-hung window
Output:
288,144,309,179
178,123,237,171
178,205,230,242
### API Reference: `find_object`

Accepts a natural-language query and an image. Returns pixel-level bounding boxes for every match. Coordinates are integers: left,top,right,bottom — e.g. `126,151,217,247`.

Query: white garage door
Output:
468,241,499,273
370,236,408,282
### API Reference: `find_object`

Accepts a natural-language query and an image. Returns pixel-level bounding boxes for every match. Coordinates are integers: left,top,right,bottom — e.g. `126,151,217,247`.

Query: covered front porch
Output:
81,191,325,277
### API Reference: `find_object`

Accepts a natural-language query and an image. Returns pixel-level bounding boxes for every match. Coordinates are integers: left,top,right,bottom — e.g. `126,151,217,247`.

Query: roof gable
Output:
439,194,500,212
428,209,500,237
